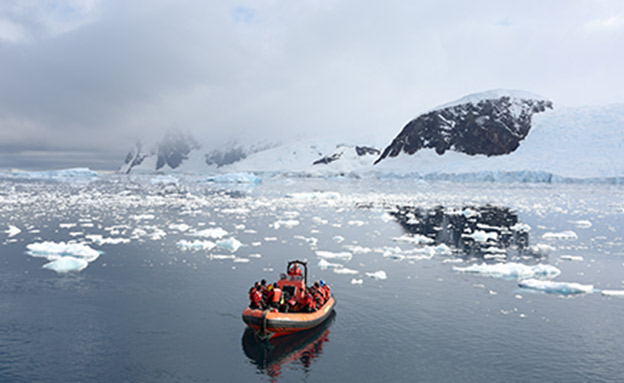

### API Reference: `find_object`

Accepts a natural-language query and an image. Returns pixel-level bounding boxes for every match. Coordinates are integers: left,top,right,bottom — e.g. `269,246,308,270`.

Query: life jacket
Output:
271,287,282,304
250,290,262,307
314,291,325,307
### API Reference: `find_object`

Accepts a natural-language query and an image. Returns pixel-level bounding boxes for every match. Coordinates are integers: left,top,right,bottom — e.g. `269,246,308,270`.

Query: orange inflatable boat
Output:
242,260,336,340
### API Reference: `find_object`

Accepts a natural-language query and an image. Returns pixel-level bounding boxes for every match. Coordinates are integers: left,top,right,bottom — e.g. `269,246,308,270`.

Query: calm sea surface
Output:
1,175,623,382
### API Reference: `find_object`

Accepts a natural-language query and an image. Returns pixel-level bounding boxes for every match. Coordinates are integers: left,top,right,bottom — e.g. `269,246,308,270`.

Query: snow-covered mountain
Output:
118,90,624,181
375,90,553,163
118,130,279,174
374,90,624,180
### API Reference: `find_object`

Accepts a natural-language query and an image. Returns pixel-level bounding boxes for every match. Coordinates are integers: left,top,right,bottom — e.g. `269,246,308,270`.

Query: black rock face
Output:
390,205,532,258
155,130,200,170
375,95,553,164
205,147,247,167
122,141,147,174
312,145,380,166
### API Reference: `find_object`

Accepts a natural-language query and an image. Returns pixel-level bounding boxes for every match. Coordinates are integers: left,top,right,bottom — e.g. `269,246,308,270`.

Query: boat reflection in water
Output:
242,311,336,381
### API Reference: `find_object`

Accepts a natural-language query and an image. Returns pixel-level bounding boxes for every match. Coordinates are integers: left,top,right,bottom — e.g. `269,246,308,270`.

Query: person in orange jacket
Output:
249,284,263,309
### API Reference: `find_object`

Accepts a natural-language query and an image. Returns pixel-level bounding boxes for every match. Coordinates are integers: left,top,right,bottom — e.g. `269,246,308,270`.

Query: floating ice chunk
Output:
333,235,345,243
209,254,236,260
177,239,216,251
287,192,340,200
5,225,21,238
570,220,592,229
392,234,434,245
601,290,624,297
484,253,507,260
169,223,191,232
248,253,261,258
43,257,89,273
59,223,77,229
191,227,228,239
216,237,243,252
294,235,319,246
464,230,498,243
85,235,130,245
26,241,101,273
150,175,178,184
203,172,261,184
316,250,352,261
462,208,479,218
264,237,277,242
131,214,155,221
542,231,578,240
312,217,328,225
233,257,250,263
560,255,584,262
318,259,342,269
527,243,557,256
443,258,463,264
511,223,531,233
519,279,594,295
431,244,452,256
380,212,393,222
452,263,560,280
347,220,366,227
344,245,373,254
333,267,358,275
221,208,251,215
27,241,100,262
271,219,300,229
366,270,387,280
351,278,364,284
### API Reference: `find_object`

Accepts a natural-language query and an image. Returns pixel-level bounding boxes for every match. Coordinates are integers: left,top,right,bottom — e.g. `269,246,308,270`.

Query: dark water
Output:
1,175,624,382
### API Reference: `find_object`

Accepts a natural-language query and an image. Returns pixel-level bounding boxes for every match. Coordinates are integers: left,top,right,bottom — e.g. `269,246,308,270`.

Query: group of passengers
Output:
248,265,331,313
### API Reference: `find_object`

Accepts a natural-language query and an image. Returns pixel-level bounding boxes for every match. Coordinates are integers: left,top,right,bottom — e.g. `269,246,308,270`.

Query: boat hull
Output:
242,297,336,339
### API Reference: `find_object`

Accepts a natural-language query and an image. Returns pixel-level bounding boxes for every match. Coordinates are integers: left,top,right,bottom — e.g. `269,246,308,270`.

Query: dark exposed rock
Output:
375,93,553,165
205,147,248,167
312,145,380,166
155,130,200,170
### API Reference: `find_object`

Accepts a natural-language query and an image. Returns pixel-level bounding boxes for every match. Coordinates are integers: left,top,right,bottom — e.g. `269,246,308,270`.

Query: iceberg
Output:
202,172,261,184
12,167,98,181
366,270,388,280
5,225,21,238
26,241,101,273
519,279,594,295
216,237,243,252
452,262,561,280
601,290,624,297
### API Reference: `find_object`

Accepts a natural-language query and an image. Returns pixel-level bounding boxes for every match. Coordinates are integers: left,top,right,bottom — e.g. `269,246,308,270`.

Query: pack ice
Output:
453,262,561,280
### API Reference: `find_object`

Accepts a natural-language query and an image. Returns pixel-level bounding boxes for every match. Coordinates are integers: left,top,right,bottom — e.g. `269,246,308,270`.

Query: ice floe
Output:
26,241,101,273
5,225,21,238
570,220,592,229
559,255,584,262
168,223,191,232
176,239,216,251
333,267,359,275
464,230,498,243
270,219,300,229
452,262,561,280
316,250,352,261
351,278,364,284
190,227,228,239
392,234,434,245
527,243,556,256
85,234,130,245
216,237,243,252
519,279,594,295
601,290,624,297
366,270,388,280
542,230,578,240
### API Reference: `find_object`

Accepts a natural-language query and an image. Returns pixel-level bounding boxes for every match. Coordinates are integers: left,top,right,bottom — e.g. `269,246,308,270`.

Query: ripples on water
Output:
1,175,624,382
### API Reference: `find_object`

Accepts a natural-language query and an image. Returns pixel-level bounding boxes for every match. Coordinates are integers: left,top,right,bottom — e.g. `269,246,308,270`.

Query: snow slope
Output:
375,104,624,179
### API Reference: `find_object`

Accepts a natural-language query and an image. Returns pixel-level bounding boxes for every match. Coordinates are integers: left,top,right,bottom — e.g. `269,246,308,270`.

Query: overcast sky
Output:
1,0,623,170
